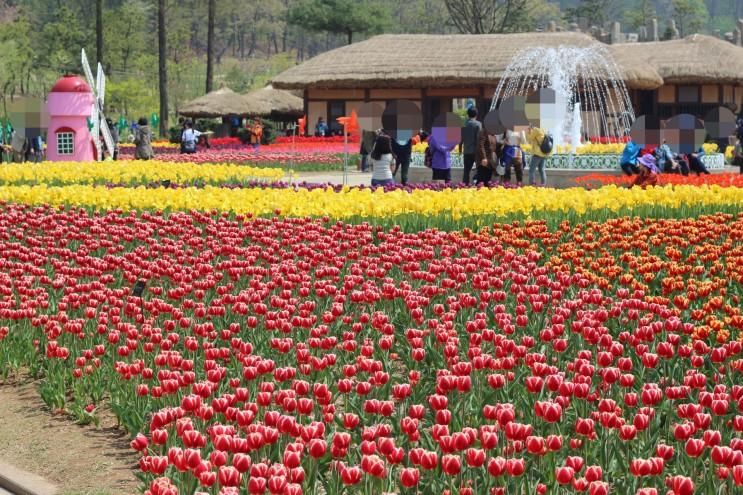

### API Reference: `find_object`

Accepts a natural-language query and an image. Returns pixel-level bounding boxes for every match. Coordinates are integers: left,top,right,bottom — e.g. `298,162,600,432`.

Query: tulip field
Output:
0,162,742,495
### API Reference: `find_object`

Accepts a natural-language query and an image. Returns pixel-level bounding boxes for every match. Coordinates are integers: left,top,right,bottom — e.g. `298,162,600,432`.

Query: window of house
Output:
328,101,345,134
56,132,74,155
678,86,699,104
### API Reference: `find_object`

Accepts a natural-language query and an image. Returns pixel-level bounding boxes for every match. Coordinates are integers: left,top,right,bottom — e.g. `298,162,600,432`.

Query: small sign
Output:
132,280,146,298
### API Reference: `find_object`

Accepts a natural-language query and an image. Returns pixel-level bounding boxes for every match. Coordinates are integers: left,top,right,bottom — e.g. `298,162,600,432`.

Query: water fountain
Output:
490,44,635,151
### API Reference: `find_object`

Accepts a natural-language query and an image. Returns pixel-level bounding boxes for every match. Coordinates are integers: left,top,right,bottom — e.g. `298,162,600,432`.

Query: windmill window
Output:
56,131,74,155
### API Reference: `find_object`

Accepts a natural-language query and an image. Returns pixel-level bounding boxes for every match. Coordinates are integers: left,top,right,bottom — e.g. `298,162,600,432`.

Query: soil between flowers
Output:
0,378,139,495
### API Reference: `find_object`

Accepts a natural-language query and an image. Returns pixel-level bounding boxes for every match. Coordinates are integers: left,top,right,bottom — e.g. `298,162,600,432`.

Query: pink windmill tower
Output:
46,74,95,161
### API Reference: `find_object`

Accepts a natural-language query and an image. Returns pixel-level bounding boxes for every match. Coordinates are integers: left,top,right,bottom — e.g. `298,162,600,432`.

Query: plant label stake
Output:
132,280,146,298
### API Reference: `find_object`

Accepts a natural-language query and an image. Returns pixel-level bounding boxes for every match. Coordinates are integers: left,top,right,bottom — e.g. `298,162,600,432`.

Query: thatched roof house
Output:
272,33,743,133
243,85,303,118
179,87,251,118
609,35,743,86
274,32,661,91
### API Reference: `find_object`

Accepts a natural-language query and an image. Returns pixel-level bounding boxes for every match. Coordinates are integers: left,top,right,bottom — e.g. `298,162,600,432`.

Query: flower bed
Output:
0,184,740,231
0,161,285,186
575,173,743,188
0,205,741,495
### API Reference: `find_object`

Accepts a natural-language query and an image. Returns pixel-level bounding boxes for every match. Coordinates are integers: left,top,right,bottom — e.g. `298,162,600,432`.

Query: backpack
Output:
424,144,433,168
540,133,554,155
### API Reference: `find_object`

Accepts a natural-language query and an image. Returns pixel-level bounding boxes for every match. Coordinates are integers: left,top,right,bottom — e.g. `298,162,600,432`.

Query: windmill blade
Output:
90,103,101,161
100,115,115,158
96,63,105,107
81,49,96,93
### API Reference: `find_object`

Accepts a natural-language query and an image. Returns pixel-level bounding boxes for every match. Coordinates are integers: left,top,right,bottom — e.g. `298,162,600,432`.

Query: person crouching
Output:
632,153,659,189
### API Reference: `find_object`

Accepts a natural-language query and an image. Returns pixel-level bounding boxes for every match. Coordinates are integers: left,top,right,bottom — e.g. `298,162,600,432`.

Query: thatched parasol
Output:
609,34,743,86
179,86,251,118
243,85,304,117
272,32,663,91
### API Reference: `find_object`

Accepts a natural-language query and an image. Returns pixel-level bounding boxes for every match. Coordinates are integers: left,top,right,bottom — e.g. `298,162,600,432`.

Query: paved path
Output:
0,486,13,494
292,170,371,186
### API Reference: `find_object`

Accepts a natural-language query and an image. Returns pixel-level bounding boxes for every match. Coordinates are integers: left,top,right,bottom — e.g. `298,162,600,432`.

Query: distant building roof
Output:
273,32,743,91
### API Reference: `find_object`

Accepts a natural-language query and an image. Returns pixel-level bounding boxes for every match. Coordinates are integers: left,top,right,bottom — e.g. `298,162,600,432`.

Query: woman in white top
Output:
181,121,202,154
501,129,526,186
370,130,396,187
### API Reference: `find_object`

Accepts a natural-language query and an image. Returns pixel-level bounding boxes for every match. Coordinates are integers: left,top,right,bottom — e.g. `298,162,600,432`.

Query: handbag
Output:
424,145,433,168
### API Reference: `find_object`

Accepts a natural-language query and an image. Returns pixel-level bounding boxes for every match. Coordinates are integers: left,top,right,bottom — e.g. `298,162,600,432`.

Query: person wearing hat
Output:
632,153,659,189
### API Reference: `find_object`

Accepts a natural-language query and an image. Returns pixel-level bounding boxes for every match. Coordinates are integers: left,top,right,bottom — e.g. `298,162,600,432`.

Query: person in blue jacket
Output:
620,139,641,175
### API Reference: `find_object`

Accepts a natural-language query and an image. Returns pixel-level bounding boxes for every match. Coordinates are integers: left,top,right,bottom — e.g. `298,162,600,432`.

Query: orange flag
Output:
297,116,306,135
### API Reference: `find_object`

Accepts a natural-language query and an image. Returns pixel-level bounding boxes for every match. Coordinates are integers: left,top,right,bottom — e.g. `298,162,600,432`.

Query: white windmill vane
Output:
82,48,115,161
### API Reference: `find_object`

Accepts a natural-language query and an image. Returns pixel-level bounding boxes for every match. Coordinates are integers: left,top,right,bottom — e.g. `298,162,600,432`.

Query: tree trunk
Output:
346,29,352,45
206,0,216,93
158,0,169,137
96,0,103,64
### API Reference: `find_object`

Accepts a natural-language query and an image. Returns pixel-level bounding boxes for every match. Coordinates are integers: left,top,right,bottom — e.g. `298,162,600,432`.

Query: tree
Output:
158,0,168,137
96,0,103,65
443,0,530,34
287,0,390,45
625,0,656,30
205,0,215,93
671,0,709,36
563,0,618,28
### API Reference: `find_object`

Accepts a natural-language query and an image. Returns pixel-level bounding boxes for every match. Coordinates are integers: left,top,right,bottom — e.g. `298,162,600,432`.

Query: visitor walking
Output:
359,130,375,172
134,117,154,160
733,138,743,172
369,129,396,187
632,153,659,189
181,120,201,154
526,124,552,186
459,107,481,184
104,118,120,160
501,129,526,186
10,130,25,163
29,135,43,162
475,126,499,185
428,132,456,183
250,119,263,151
315,117,328,137
391,136,413,185
620,139,641,175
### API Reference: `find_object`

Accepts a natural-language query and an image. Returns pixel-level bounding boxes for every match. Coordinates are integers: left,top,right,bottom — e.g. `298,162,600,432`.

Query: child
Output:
632,153,659,189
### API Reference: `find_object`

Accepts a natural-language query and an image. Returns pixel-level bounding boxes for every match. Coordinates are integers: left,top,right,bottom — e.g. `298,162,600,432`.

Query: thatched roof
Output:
272,32,663,91
179,87,251,118
243,85,303,117
609,35,743,86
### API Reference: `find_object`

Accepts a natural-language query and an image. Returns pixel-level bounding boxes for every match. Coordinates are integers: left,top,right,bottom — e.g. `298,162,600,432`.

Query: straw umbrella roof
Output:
609,34,743,86
243,85,304,117
179,86,251,118
272,32,663,90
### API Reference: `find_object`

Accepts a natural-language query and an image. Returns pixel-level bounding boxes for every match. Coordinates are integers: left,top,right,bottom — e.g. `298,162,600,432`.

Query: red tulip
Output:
506,458,525,477
218,466,242,487
441,454,461,475
556,466,575,485
340,466,362,485
465,448,486,467
400,467,420,488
